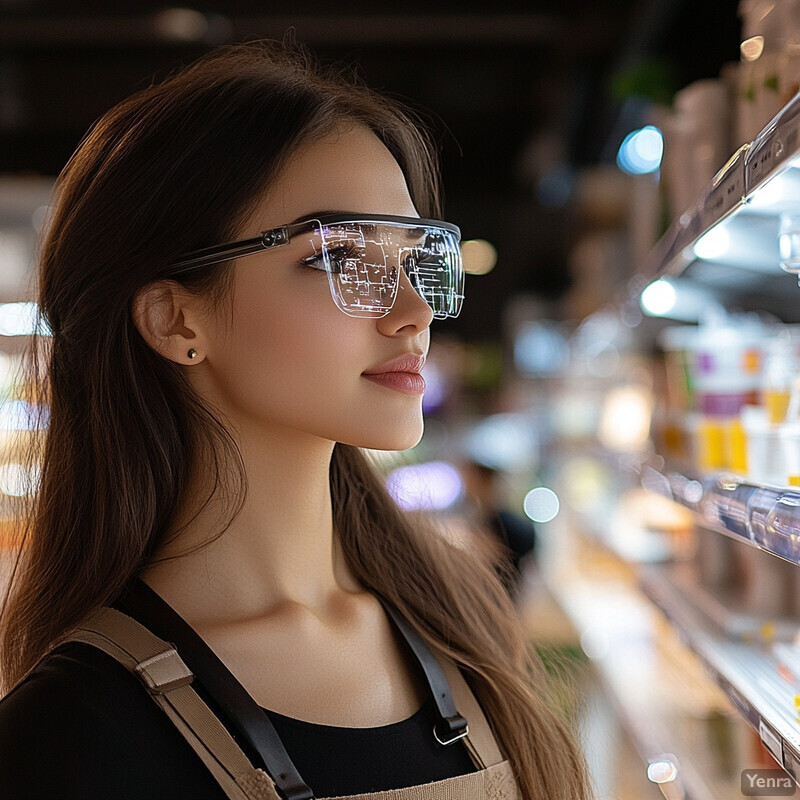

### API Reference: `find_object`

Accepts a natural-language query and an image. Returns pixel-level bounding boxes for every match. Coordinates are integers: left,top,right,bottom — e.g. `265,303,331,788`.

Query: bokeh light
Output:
640,279,676,316
523,487,560,523
386,461,463,511
461,239,497,275
617,126,663,175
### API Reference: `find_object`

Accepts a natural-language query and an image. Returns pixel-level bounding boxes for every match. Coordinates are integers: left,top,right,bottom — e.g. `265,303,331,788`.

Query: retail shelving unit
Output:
627,90,800,789
537,490,758,800
648,469,800,566
638,560,800,784
534,90,800,799
632,464,800,782
641,91,800,318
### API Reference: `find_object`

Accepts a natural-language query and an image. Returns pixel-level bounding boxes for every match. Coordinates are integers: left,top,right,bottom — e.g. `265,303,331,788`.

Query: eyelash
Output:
297,243,358,272
296,255,325,272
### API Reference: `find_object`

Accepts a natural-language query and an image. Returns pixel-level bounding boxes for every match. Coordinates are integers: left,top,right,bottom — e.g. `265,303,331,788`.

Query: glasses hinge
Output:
261,228,289,248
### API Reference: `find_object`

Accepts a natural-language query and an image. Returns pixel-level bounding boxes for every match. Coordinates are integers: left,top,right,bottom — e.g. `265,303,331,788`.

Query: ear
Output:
131,280,208,365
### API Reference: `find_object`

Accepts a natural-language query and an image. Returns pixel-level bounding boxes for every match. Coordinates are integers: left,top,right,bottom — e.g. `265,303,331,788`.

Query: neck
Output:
140,423,366,627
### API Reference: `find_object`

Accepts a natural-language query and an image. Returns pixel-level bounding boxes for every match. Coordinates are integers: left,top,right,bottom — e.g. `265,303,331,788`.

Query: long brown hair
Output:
0,39,593,799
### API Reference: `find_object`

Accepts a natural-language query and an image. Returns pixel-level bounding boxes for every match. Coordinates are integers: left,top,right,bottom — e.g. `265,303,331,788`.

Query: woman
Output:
0,39,592,799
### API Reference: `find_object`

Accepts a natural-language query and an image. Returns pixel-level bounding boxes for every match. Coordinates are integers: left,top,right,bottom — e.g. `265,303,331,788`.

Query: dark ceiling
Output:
1,1,741,340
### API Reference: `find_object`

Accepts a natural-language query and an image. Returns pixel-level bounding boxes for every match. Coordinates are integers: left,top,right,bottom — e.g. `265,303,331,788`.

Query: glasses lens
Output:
318,222,396,317
402,228,464,319
319,220,464,319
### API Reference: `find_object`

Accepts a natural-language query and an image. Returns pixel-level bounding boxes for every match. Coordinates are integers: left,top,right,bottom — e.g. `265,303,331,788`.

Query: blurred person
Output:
460,460,537,603
0,39,592,800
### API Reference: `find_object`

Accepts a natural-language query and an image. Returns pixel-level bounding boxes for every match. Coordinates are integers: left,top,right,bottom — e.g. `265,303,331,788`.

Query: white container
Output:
659,317,769,418
688,318,767,417
743,405,786,485
781,423,800,483
761,330,798,424
780,372,800,483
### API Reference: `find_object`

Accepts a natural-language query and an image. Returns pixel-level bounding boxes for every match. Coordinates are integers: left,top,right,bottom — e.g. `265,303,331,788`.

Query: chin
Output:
376,436,422,452
349,422,425,452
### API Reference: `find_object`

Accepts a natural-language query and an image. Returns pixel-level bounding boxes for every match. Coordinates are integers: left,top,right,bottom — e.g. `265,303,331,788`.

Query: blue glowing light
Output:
617,126,663,175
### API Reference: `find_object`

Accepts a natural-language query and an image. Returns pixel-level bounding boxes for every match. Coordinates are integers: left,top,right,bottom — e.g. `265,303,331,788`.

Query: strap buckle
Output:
134,648,194,694
433,714,469,746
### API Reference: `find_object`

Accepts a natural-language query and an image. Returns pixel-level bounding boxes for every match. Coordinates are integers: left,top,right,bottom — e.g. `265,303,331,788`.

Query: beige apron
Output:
60,607,522,800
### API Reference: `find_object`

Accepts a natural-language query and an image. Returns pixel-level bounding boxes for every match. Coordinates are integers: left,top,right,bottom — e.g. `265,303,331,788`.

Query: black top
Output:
0,603,478,799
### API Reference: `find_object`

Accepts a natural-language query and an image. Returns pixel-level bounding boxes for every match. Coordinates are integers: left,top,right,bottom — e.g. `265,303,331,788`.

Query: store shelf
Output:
549,580,718,800
563,491,681,565
539,509,757,800
644,466,800,568
641,89,800,320
644,143,748,280
639,562,800,786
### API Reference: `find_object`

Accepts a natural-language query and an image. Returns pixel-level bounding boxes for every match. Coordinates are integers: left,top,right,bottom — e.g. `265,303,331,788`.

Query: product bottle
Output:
762,331,798,425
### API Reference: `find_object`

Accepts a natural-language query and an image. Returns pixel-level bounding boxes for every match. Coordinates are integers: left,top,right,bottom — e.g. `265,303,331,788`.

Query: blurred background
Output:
1,0,741,340
12,2,800,799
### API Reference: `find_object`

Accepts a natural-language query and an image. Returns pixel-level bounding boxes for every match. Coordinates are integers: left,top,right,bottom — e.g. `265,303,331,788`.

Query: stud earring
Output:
187,348,198,360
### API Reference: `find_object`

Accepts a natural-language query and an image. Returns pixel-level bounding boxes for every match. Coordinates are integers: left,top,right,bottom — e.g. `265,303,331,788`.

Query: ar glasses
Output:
161,213,465,320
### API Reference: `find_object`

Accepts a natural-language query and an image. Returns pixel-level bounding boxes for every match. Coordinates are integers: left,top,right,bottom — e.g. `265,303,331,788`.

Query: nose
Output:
376,265,434,334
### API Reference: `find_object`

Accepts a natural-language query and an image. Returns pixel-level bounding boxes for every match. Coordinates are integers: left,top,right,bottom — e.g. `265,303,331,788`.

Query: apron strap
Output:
122,581,476,767
116,580,315,800
372,595,469,746
433,655,506,770
60,607,281,800
61,581,507,798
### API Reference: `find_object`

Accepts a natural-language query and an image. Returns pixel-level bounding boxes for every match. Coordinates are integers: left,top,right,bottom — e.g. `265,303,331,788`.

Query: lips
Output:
362,353,426,375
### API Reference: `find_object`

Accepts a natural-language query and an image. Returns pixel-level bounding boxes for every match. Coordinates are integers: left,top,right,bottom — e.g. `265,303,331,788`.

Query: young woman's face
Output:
194,123,436,451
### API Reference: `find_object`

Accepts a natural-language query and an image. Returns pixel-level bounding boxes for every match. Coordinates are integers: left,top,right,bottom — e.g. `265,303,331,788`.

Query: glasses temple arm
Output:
162,221,317,276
